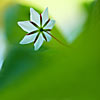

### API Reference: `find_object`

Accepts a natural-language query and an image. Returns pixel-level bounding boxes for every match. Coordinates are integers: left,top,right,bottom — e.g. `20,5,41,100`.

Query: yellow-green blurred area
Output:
0,0,100,100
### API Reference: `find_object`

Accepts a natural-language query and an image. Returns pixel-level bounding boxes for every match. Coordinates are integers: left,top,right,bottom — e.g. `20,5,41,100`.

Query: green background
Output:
0,0,100,100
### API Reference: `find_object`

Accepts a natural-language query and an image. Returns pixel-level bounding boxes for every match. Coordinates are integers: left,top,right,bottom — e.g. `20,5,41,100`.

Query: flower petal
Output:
30,8,40,27
42,7,48,26
20,33,38,44
34,34,44,50
44,20,55,30
18,21,38,33
43,32,51,42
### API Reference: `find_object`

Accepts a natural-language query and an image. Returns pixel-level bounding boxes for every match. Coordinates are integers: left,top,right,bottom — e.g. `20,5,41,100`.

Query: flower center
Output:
39,27,44,32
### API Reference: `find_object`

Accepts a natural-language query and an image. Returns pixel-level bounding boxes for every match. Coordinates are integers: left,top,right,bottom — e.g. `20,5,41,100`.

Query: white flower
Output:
18,7,55,51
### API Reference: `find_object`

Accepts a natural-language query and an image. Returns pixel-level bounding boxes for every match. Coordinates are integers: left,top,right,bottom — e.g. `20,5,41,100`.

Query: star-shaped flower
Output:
18,7,55,50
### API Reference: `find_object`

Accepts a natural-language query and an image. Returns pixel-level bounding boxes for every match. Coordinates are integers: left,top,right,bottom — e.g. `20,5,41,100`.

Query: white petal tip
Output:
19,41,24,44
17,22,20,25
30,8,35,12
45,7,48,13
30,8,33,10
52,20,56,28
17,22,22,26
45,7,48,10
34,45,41,51
34,48,39,51
19,40,26,45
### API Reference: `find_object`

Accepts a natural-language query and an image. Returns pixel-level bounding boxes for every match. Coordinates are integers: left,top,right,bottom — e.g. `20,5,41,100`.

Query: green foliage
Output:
0,1,100,100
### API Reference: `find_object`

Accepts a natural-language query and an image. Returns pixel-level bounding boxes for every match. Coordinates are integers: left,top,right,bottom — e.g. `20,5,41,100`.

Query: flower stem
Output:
46,31,71,48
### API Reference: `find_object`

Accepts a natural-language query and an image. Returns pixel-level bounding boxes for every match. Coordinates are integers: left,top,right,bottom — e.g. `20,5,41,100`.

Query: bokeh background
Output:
0,0,100,100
